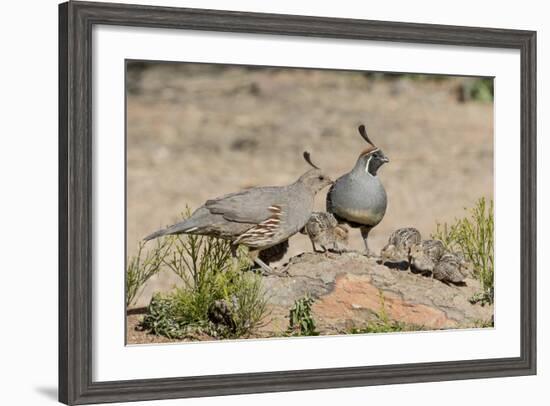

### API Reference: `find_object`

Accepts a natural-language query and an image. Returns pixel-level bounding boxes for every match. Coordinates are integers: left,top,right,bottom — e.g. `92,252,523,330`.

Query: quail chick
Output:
258,239,289,265
380,227,421,270
301,212,349,253
380,244,408,270
144,152,333,274
409,239,445,275
207,298,236,332
433,252,469,284
388,227,422,251
327,124,389,256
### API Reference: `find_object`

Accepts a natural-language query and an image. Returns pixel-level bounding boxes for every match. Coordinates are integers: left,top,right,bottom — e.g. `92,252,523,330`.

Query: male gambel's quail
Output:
380,227,421,269
409,239,446,275
144,152,333,274
327,124,389,255
433,252,469,284
301,212,349,253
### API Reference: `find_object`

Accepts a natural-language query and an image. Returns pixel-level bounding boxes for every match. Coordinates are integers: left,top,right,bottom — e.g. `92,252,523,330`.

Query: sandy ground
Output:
126,63,493,308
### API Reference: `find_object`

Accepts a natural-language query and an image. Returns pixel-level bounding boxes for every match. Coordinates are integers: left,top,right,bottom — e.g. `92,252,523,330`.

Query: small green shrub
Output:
140,269,268,339
287,295,319,336
460,78,494,102
171,270,268,338
164,232,237,285
472,317,494,329
432,198,494,304
348,291,417,334
138,214,269,339
228,272,270,336
126,238,172,308
348,320,408,334
139,294,188,339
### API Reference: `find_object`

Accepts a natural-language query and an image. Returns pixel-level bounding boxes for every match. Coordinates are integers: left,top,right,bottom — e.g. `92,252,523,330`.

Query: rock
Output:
260,251,493,335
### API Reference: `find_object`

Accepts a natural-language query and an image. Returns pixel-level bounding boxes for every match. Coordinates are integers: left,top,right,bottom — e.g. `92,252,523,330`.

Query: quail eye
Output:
318,176,324,180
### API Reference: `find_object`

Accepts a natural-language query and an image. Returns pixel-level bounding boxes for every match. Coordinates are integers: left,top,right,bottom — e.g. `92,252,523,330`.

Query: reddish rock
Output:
261,251,492,335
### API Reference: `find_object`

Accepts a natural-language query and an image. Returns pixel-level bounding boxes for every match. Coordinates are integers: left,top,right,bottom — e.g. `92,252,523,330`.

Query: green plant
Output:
126,238,172,308
140,269,269,340
287,295,319,336
349,320,408,334
468,288,494,307
227,271,270,336
170,269,268,338
349,291,409,334
165,233,237,286
461,78,494,102
432,198,494,304
138,212,269,339
163,208,244,283
472,317,494,329
139,294,187,339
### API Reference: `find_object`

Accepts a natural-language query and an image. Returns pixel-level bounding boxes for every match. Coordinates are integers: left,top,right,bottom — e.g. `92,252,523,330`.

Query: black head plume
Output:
303,151,320,169
358,124,376,146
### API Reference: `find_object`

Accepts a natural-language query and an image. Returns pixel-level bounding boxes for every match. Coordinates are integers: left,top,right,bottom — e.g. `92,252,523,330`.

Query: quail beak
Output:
381,154,390,164
323,176,335,186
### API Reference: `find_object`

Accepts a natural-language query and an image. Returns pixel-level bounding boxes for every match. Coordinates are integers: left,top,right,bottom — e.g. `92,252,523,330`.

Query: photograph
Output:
125,61,495,344
2,0,544,404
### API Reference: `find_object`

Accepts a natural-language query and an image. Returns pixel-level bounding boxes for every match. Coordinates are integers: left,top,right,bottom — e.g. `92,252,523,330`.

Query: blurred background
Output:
126,61,493,307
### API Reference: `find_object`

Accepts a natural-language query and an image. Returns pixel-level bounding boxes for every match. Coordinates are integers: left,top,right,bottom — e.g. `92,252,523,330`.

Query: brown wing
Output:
205,187,282,224
233,205,283,248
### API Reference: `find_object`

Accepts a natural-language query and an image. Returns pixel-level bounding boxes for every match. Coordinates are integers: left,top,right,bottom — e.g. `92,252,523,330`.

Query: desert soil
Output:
126,63,493,308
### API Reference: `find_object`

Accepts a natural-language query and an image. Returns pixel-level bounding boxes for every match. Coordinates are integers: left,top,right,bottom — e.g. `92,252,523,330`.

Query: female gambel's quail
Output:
433,252,469,284
301,212,349,253
380,227,421,269
144,152,333,274
409,239,446,275
327,124,389,255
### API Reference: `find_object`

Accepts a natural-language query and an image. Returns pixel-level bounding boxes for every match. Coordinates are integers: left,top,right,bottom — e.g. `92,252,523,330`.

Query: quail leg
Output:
329,241,345,254
311,240,328,254
310,240,319,253
253,257,275,275
248,249,274,275
360,226,374,257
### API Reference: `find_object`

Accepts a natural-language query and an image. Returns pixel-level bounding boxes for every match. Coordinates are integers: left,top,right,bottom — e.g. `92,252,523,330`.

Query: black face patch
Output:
365,150,388,176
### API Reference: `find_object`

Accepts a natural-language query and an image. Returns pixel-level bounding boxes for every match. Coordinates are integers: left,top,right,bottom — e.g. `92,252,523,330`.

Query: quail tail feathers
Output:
143,207,212,241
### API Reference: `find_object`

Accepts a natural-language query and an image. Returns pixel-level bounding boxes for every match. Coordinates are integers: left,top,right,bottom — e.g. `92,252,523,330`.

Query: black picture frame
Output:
59,1,537,404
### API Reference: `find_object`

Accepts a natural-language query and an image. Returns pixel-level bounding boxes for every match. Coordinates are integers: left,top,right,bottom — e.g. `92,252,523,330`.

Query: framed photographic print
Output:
59,1,536,404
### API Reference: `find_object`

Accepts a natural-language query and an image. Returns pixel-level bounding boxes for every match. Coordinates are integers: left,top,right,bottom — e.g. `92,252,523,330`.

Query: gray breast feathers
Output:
327,175,387,227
